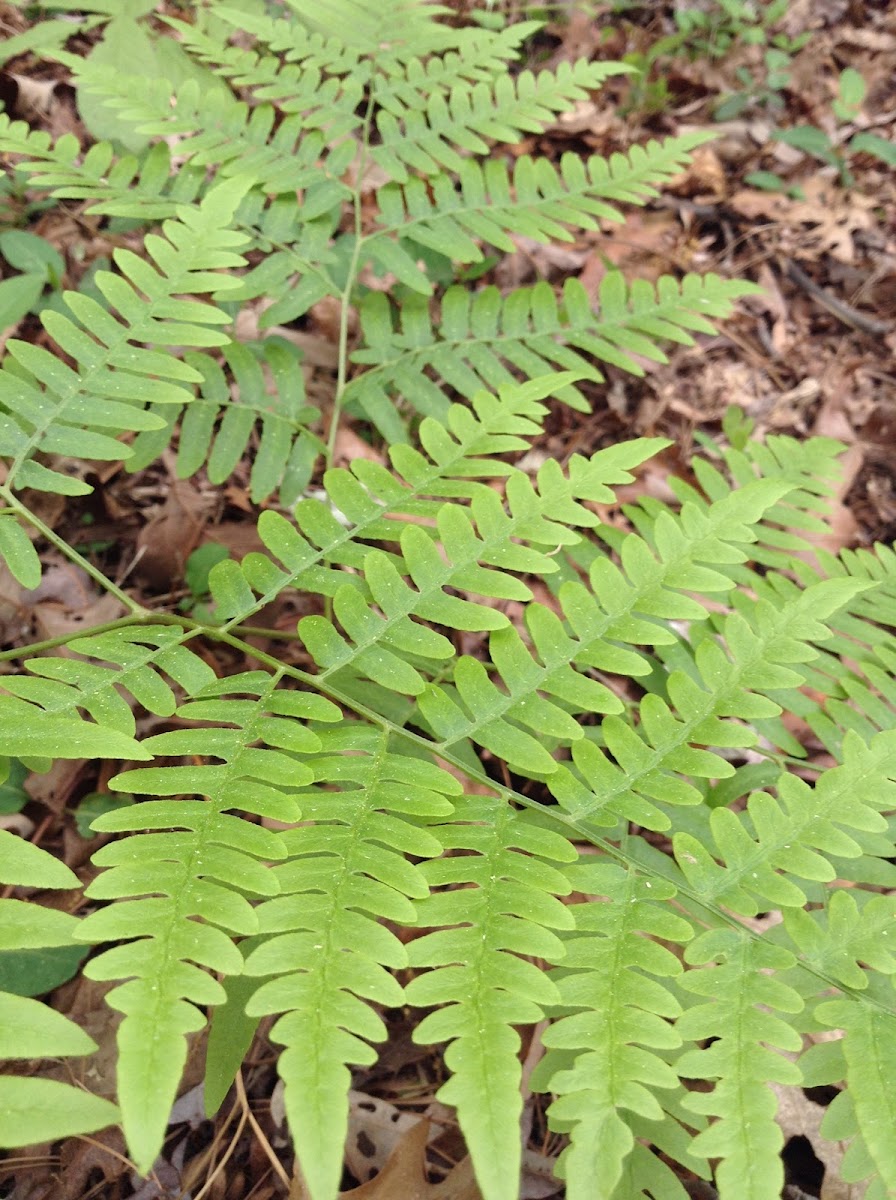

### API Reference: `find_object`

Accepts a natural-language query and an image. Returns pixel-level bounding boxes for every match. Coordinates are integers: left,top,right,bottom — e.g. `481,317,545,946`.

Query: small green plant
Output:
614,0,807,120
181,541,231,622
0,229,64,327
772,68,896,186
0,4,895,1200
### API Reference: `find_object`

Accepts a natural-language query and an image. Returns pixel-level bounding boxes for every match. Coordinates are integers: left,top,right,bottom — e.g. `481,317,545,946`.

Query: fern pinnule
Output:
783,888,896,992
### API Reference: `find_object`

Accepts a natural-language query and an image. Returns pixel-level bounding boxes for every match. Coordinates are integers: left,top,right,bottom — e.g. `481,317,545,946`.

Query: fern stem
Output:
223,623,303,642
0,615,147,663
0,488,147,617
326,96,376,468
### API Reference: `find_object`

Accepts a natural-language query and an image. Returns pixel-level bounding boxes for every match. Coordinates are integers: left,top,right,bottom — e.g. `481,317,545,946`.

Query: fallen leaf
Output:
337,1118,481,1200
134,478,206,590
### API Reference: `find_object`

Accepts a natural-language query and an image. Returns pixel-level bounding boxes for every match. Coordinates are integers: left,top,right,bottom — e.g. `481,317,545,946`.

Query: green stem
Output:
0,488,147,617
0,616,145,663
325,95,376,468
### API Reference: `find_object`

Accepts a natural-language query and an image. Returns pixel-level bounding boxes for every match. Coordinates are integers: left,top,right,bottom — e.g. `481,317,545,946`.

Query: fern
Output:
1,3,895,1199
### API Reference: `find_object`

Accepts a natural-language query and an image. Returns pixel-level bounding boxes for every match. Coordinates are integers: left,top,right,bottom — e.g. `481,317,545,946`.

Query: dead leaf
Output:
729,180,876,264
345,1091,443,1183
134,478,206,590
336,1118,481,1200
24,757,86,816
26,561,125,642
0,557,30,645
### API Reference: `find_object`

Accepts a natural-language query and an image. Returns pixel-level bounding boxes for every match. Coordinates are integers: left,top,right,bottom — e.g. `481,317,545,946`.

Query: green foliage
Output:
0,3,894,1199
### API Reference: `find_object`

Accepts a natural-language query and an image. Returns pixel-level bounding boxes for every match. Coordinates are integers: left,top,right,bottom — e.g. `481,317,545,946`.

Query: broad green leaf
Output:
0,991,97,1058
0,273,44,327
0,518,42,588
0,828,79,889
0,1077,119,1148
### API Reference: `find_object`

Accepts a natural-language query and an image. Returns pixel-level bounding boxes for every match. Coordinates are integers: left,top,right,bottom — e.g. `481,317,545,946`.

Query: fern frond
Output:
243,724,459,1199
405,794,577,1200
57,65,357,196
0,123,205,221
534,861,692,1200
414,479,789,789
349,273,758,431
676,930,804,1200
815,999,896,1194
782,888,896,992
128,337,322,505
375,135,713,262
370,59,629,183
0,176,249,503
1,625,215,736
674,727,896,916
74,674,340,1173
206,377,661,627
283,0,455,56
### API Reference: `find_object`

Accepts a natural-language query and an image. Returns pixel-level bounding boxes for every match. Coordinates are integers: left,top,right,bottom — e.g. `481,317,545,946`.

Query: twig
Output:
783,259,893,337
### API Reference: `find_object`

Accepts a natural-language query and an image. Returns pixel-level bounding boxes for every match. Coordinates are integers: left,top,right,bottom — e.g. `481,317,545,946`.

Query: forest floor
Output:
0,1,894,1197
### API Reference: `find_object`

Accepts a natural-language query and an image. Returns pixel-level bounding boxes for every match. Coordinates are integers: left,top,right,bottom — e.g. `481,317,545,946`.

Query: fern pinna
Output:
0,2,894,1197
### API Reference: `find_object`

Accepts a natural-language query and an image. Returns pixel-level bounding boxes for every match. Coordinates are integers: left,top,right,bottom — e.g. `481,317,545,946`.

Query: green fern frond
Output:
534,861,692,1200
206,377,659,626
416,479,789,794
369,59,630,183
1,626,214,736
675,725,896,915
783,888,896,992
405,794,577,1200
349,273,758,432
129,337,322,505
815,999,896,1194
243,724,459,1199
676,929,804,1200
74,673,340,1173
57,66,357,196
0,176,249,503
375,135,713,261
282,0,455,56
0,123,205,221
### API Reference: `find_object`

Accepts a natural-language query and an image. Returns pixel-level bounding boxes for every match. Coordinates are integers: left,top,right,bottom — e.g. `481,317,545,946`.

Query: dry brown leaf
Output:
729,180,876,264
345,1091,447,1184
25,560,125,642
0,558,30,646
333,425,387,470
23,757,87,816
134,478,206,590
336,1119,481,1200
